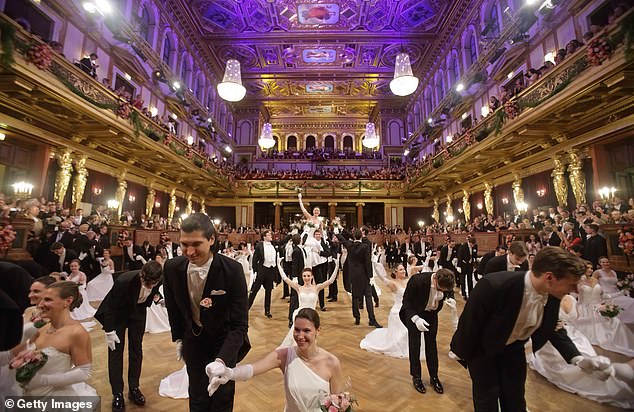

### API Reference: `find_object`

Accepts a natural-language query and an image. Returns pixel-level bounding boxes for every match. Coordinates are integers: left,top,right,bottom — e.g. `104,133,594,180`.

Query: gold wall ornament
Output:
167,188,177,222
185,193,193,215
432,199,440,224
512,172,524,207
145,189,156,217
71,155,88,210
462,189,471,222
200,198,206,214
551,156,568,207
446,195,453,223
54,149,73,205
484,182,494,216
115,175,127,219
567,150,587,205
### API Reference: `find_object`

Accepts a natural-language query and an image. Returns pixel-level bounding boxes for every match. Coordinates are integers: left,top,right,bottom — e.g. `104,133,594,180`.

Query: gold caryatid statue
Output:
145,188,156,217
167,188,177,222
484,182,494,216
567,150,587,205
71,155,88,209
446,194,453,222
432,199,440,224
185,193,193,215
200,198,206,214
551,156,568,207
54,149,73,204
512,172,524,208
462,189,471,222
115,174,127,219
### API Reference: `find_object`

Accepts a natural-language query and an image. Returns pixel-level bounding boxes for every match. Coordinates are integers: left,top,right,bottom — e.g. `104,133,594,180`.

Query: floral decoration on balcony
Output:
586,35,613,66
116,102,131,119
26,44,52,70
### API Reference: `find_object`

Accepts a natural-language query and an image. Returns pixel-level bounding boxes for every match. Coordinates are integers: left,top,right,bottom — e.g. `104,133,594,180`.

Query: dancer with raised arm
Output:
298,192,322,239
206,308,344,412
278,257,338,347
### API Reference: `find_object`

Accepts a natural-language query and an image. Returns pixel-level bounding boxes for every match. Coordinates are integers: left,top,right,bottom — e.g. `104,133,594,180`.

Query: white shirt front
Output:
425,274,445,311
187,255,213,327
263,241,276,268
506,254,519,272
137,285,152,304
506,271,548,344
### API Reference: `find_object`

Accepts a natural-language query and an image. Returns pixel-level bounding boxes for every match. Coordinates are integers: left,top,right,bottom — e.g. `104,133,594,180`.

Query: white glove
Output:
176,339,183,361
456,266,462,274
334,226,340,235
78,252,87,260
291,228,298,235
612,363,634,381
206,360,230,396
426,250,432,257
591,365,614,381
444,298,457,309
451,258,458,267
22,322,39,341
572,355,611,373
411,315,429,332
105,331,120,351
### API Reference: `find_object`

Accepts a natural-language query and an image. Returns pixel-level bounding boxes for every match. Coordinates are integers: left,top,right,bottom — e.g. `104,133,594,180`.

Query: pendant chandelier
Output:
258,122,276,149
217,59,246,102
389,52,419,96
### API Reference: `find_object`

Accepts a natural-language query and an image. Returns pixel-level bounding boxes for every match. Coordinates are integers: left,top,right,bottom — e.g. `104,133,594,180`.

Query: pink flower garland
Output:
586,36,612,66
27,44,53,70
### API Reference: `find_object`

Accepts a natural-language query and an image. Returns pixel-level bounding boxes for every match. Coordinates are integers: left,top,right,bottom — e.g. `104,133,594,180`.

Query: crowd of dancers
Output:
1,192,634,412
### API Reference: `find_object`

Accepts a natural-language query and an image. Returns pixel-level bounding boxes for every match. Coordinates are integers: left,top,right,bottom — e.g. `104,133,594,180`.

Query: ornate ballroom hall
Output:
0,0,633,410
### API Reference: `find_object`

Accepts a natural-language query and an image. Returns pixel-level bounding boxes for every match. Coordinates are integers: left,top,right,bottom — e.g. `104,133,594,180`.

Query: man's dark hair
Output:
360,226,368,236
261,229,271,239
588,223,599,232
181,213,216,239
532,246,586,279
292,234,301,245
495,245,507,252
141,261,163,283
508,241,528,258
51,242,64,251
352,229,362,240
436,268,455,291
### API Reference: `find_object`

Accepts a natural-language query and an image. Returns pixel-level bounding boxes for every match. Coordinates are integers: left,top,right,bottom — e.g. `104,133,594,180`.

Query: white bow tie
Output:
190,265,208,280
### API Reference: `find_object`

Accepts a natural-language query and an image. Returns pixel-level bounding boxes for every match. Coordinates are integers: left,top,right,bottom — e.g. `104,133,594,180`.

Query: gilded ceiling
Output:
175,0,468,118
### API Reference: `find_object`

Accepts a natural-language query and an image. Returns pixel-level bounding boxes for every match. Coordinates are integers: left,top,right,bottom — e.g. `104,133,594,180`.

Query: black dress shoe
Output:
374,301,379,308
430,377,444,394
354,318,360,325
412,377,426,394
369,321,383,328
320,307,327,312
281,295,289,299
128,387,145,406
112,393,125,411
359,304,364,309
327,297,337,302
265,312,273,319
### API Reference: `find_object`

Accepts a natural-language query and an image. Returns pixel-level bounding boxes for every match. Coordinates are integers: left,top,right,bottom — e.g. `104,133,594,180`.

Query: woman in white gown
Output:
529,294,634,409
572,274,634,357
593,256,634,324
67,260,96,321
145,284,170,333
298,192,322,240
0,281,97,404
278,257,338,348
207,308,344,412
86,249,115,302
360,263,425,359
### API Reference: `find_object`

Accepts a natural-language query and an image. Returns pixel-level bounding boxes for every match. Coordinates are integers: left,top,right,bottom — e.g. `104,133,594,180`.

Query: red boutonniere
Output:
200,297,213,309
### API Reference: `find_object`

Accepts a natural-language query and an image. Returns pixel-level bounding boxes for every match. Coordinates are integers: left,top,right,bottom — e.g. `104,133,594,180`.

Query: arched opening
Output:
180,55,191,86
324,135,335,152
287,135,297,151
343,135,353,151
162,34,173,67
306,135,316,150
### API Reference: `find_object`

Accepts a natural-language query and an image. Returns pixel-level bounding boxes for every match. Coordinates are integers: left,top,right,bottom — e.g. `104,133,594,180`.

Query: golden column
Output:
185,193,193,215
356,202,365,227
462,189,471,222
145,188,156,217
273,202,283,231
567,150,587,205
54,149,73,205
200,198,206,214
71,154,88,211
114,173,127,219
552,156,568,207
432,199,440,224
167,188,177,223
328,202,337,220
445,195,453,223
484,182,494,216
512,172,525,208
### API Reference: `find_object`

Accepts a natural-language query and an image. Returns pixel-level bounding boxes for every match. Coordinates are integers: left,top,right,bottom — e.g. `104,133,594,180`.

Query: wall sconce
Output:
598,186,617,201
536,188,546,197
516,202,528,213
418,220,424,227
149,107,158,117
502,198,509,205
213,218,221,225
175,206,180,212
180,213,189,220
0,132,6,141
476,203,483,210
12,181,33,199
107,199,119,209
480,106,490,117
93,186,103,196
128,194,136,203
187,135,194,145
154,201,161,208
446,215,455,223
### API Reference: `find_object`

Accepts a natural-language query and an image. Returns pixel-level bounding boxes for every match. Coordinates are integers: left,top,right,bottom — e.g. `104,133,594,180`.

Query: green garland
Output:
130,110,141,138
56,74,119,110
432,158,444,168
0,21,16,67
492,109,507,135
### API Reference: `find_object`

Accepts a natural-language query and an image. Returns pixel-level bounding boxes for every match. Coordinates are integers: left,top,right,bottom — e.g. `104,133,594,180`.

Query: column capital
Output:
355,202,365,207
328,202,338,207
273,201,283,207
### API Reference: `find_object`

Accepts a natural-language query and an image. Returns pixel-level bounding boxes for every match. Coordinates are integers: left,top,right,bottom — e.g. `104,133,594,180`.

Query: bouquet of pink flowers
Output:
320,392,357,412
0,223,17,253
27,44,53,70
598,303,623,318
30,311,48,329
10,350,48,385
586,35,612,66
616,273,633,293
116,102,131,119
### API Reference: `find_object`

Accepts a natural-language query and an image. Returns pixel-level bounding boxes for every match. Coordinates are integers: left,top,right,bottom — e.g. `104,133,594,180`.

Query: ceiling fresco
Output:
176,0,467,118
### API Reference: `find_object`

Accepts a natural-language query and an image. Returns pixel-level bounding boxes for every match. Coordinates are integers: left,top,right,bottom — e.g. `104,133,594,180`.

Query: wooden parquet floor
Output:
85,275,627,411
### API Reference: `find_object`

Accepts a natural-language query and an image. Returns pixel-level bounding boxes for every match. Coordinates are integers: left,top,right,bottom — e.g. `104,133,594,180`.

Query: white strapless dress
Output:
86,266,114,302
145,285,171,333
572,284,634,357
284,346,330,412
159,365,189,399
280,291,319,348
597,272,634,324
24,347,98,405
360,286,425,359
529,298,634,409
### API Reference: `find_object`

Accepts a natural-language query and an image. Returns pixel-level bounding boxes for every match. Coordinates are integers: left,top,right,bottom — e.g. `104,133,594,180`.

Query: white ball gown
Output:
159,365,189,399
24,347,98,406
529,298,634,409
572,283,634,357
86,264,114,302
68,274,96,322
360,285,425,359
595,269,634,324
145,285,170,333
284,345,330,412
279,291,319,348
